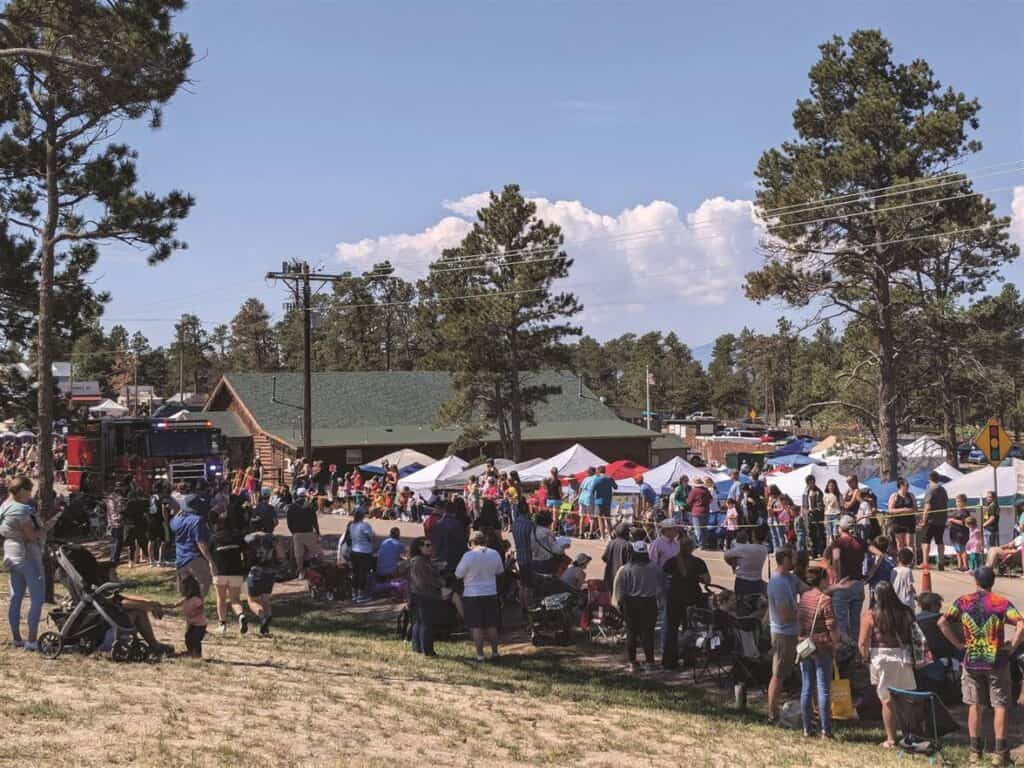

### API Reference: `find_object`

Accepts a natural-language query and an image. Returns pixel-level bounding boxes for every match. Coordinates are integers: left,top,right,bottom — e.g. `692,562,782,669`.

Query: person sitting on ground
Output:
375,527,405,580
915,592,960,670
939,566,1023,766
561,553,592,591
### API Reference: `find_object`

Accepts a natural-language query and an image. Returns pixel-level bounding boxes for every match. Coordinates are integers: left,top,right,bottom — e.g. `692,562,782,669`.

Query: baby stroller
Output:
682,584,738,685
306,558,352,602
528,588,587,646
39,543,150,662
584,579,625,645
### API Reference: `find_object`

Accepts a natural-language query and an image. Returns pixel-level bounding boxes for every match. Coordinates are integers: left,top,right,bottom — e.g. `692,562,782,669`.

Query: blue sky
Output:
100,0,1024,351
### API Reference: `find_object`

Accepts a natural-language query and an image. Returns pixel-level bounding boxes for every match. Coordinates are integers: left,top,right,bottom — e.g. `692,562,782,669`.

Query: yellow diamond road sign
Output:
974,418,1012,468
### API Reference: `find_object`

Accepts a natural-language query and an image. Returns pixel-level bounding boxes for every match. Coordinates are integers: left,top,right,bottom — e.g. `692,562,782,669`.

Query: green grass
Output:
5,568,973,767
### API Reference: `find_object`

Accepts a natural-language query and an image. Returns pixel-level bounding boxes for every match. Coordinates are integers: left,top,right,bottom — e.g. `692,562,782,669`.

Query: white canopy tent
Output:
769,463,845,501
644,456,716,495
360,448,436,473
505,457,544,475
899,436,946,459
89,398,128,418
932,461,964,481
401,455,469,499
436,459,518,491
518,443,607,483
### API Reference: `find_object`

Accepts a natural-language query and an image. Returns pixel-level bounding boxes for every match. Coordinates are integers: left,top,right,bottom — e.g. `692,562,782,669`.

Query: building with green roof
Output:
205,371,655,481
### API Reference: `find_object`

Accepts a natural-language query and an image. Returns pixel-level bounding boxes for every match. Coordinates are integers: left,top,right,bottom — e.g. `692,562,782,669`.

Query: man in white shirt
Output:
454,530,506,662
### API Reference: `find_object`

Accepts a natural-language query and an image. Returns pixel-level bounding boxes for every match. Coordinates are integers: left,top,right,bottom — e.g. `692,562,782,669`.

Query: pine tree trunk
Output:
36,129,58,519
937,353,959,468
876,277,900,483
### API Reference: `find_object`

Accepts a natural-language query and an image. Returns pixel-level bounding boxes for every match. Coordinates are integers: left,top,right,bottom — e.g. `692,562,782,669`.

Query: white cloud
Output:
1012,187,1024,247
334,191,764,337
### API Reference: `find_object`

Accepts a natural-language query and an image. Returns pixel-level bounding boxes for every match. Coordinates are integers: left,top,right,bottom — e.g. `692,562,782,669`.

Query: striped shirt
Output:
798,587,837,653
511,514,535,566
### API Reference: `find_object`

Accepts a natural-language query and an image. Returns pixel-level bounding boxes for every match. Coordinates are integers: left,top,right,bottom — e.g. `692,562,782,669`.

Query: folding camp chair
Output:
887,687,959,765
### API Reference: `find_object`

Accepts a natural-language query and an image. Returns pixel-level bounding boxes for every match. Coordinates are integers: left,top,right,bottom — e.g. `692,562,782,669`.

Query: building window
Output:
345,448,362,464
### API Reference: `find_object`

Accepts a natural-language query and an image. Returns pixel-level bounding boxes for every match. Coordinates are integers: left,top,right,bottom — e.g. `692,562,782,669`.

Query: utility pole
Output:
645,365,652,431
266,261,353,467
178,328,184,404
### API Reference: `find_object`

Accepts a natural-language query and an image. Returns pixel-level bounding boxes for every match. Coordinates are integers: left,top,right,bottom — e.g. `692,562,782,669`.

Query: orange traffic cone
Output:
920,563,932,594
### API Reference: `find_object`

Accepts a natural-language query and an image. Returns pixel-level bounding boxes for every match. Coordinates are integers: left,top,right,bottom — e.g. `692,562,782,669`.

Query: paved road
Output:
293,512,1024,610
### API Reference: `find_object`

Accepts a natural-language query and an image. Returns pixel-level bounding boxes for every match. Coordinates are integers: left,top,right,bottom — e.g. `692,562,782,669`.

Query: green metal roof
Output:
210,371,654,448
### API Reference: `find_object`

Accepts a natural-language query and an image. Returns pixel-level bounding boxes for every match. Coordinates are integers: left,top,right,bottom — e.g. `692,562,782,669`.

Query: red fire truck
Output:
66,417,226,494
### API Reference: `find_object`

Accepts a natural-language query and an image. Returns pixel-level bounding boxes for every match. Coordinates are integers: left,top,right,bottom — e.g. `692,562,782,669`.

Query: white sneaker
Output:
217,622,228,635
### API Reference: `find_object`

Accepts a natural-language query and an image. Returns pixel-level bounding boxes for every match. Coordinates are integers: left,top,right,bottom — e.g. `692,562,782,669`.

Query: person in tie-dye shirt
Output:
939,567,1024,766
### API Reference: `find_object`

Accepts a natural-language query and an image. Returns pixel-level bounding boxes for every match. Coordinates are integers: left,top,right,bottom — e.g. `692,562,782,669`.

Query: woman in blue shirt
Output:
0,476,45,650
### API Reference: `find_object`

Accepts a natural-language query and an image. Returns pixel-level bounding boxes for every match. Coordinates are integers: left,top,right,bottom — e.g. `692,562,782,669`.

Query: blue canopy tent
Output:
862,477,926,508
765,454,825,468
715,474,751,498
771,437,818,457
358,448,436,476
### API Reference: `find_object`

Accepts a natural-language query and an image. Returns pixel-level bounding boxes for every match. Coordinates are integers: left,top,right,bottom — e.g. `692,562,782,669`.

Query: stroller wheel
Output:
531,632,546,647
110,638,132,663
309,586,322,601
38,632,63,660
396,608,411,641
324,590,336,602
129,639,150,663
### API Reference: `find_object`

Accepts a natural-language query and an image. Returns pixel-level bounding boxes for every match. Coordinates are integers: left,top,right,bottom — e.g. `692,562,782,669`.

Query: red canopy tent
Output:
573,459,648,484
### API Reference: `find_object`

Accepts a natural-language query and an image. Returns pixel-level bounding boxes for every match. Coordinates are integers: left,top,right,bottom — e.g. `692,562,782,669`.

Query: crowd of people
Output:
6,449,1024,763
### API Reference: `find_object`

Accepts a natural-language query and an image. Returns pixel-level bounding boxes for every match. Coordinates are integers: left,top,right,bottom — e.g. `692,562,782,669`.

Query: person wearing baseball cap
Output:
826,514,866,642
940,566,1024,765
611,538,665,672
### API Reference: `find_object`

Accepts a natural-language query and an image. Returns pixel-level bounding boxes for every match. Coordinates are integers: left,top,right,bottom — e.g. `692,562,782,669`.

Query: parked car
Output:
686,411,715,421
687,454,707,467
760,429,793,444
967,448,986,464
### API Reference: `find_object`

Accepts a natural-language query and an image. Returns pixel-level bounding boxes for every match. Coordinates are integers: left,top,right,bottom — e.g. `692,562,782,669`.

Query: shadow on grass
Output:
260,595,893,748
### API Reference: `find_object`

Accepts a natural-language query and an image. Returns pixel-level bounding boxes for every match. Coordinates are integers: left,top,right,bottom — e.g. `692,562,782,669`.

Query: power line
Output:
358,172,1022,272
759,159,1024,216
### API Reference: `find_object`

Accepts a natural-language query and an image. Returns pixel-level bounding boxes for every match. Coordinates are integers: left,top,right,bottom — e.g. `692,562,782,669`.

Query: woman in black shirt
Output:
661,537,709,670
210,516,250,635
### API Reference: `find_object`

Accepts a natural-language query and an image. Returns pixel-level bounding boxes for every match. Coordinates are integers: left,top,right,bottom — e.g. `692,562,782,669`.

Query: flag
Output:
646,371,655,386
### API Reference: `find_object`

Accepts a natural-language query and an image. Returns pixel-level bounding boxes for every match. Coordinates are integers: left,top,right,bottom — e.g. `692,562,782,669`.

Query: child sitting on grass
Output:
173,575,208,658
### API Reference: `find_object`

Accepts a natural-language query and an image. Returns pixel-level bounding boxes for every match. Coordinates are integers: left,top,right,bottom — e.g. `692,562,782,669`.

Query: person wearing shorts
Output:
766,547,800,722
244,532,276,636
170,489,214,598
919,472,949,571
455,531,506,662
210,515,250,635
940,567,1023,765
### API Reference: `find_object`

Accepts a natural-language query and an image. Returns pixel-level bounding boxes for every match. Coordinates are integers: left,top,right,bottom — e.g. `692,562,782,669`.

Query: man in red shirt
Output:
825,515,865,642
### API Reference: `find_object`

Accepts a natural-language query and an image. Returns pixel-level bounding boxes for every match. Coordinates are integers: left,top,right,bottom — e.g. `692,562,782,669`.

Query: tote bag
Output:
830,662,858,720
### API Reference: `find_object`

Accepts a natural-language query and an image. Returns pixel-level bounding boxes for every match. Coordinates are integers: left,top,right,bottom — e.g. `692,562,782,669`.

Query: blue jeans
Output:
769,522,786,552
411,594,439,655
825,515,839,543
795,527,808,553
690,514,705,548
800,650,833,735
830,581,865,641
8,555,45,642
985,529,999,550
